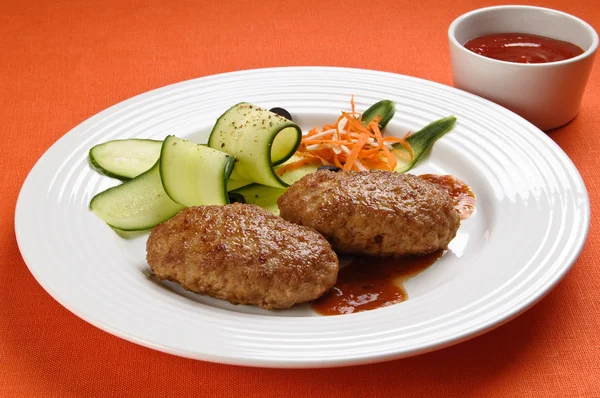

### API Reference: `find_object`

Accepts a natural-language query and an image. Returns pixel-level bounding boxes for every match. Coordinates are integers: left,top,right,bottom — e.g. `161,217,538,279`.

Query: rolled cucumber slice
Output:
160,136,235,207
89,139,162,180
90,162,184,231
208,103,302,188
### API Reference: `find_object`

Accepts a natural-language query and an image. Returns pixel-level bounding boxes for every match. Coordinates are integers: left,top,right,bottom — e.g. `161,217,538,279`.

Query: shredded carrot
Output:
302,139,354,145
343,134,369,171
333,153,343,169
286,97,413,173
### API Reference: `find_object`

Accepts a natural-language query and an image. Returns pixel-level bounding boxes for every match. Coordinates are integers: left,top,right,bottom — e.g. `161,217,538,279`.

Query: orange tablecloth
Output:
2,0,599,396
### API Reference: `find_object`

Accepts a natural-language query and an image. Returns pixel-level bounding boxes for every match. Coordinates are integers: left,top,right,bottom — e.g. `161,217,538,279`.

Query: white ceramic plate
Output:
15,67,589,368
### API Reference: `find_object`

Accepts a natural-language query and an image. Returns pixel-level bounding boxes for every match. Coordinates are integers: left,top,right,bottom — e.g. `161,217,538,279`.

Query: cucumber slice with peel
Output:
160,136,235,207
208,103,302,188
275,155,321,186
90,162,184,231
362,100,396,130
89,139,162,180
226,179,252,191
361,101,456,174
393,116,457,173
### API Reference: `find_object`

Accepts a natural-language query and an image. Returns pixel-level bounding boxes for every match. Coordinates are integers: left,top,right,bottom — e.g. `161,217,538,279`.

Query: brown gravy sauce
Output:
312,174,476,316
419,174,476,220
312,250,444,315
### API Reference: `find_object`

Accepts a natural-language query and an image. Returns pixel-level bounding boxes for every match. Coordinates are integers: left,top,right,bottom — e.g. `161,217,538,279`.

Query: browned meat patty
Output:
277,170,460,256
146,204,339,309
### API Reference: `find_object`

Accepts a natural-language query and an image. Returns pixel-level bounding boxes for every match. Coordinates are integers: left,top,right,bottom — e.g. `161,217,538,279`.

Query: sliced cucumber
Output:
362,100,396,130
89,139,162,180
275,155,321,186
160,136,235,207
230,184,287,215
393,116,457,173
90,162,184,231
230,155,322,215
226,179,252,191
208,103,302,188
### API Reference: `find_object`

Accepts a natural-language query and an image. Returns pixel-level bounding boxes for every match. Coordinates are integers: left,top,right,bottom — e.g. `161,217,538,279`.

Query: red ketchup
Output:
463,33,584,64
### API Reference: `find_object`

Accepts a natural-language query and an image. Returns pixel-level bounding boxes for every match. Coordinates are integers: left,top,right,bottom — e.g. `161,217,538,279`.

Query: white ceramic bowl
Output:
448,5,598,131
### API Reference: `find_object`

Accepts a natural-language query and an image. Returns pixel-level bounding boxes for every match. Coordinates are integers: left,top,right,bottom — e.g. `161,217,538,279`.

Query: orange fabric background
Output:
2,0,599,396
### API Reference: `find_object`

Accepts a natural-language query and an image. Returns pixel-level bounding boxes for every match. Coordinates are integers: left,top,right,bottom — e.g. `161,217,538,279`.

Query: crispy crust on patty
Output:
146,204,339,309
277,170,460,256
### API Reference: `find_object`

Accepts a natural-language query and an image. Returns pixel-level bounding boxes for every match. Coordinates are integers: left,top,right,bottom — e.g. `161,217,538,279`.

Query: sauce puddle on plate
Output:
312,174,475,316
312,250,444,315
419,174,475,220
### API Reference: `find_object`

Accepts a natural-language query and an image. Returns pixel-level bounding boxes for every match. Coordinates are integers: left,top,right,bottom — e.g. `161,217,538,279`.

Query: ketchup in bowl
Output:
464,33,584,64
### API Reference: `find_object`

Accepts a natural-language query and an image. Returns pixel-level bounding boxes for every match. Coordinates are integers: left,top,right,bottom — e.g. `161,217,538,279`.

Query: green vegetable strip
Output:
361,100,396,130
393,116,457,173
